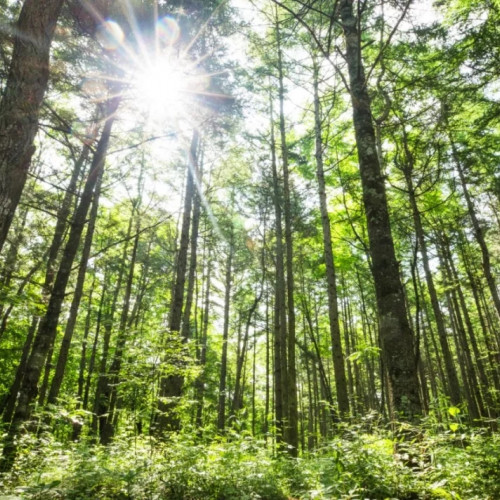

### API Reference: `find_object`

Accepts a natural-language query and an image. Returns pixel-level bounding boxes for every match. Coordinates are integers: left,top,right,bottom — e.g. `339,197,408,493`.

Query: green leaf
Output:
449,423,459,432
448,406,460,417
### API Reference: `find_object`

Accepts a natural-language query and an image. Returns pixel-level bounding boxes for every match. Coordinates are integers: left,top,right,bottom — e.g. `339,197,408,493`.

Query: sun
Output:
133,57,188,121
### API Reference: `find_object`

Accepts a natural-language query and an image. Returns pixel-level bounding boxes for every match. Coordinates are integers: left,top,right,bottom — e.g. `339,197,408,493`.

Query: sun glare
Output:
134,59,186,119
89,14,225,127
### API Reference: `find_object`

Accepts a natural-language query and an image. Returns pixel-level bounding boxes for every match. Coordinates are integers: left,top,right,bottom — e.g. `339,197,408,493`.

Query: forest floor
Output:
0,422,499,499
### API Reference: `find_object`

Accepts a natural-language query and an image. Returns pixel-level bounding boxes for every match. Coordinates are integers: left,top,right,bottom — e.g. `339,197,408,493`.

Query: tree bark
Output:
339,0,421,418
99,219,140,444
312,58,350,416
0,0,65,252
195,244,212,429
1,317,38,425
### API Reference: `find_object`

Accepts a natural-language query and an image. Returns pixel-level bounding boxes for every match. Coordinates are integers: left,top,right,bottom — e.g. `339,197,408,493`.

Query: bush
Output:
1,426,499,499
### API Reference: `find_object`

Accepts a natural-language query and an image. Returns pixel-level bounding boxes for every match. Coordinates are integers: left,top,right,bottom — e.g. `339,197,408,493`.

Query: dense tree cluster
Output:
0,0,498,487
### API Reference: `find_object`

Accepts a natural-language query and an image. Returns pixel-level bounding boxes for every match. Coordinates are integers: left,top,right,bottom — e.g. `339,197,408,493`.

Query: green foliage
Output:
1,427,499,499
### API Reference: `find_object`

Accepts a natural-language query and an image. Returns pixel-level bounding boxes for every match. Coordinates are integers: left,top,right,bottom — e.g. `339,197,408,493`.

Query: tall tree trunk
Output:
458,233,500,395
99,214,140,444
217,232,234,432
0,0,65,252
338,0,421,418
0,207,28,309
82,281,106,412
438,235,485,420
195,244,212,429
312,57,350,417
1,141,90,400
156,129,199,433
0,97,119,472
46,148,103,405
181,145,203,340
0,207,29,339
269,91,288,444
276,20,299,455
398,129,461,406
93,228,132,438
449,139,500,320
70,281,94,441
232,291,262,414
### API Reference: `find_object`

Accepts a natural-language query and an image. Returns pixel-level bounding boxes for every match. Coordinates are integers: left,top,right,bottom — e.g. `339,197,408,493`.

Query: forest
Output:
0,0,499,498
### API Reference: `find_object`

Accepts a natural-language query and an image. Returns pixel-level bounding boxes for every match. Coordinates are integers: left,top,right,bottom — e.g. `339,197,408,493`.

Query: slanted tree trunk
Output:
0,208,29,340
0,0,65,252
338,0,421,418
0,97,119,472
438,234,486,421
0,207,29,315
93,231,131,438
47,163,103,406
458,232,500,396
37,141,93,406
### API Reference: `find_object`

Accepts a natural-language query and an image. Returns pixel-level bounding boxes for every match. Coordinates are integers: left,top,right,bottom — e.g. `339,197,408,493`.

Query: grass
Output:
0,424,499,499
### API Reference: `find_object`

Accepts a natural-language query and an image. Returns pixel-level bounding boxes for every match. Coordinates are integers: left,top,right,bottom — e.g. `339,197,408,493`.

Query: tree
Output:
0,0,65,252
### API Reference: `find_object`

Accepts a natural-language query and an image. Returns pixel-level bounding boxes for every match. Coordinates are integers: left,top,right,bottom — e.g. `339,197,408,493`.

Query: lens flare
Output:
156,17,181,45
96,20,125,51
134,59,184,118
81,78,108,100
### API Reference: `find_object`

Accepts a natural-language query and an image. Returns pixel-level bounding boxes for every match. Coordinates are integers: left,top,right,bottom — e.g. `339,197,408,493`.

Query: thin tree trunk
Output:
458,232,500,395
181,146,203,340
449,137,500,319
312,57,350,417
269,90,288,444
276,20,298,454
99,216,140,444
217,231,234,432
157,129,199,433
195,244,212,429
93,232,131,437
70,282,95,441
398,129,461,406
232,291,262,414
46,149,103,405
81,282,107,414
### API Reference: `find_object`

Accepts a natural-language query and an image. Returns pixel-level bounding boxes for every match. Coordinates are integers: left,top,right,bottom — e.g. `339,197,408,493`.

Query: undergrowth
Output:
0,425,499,499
